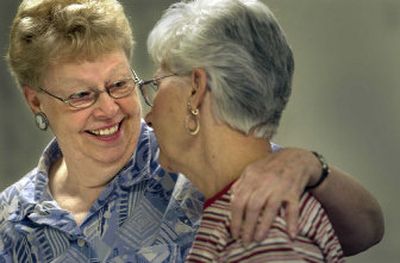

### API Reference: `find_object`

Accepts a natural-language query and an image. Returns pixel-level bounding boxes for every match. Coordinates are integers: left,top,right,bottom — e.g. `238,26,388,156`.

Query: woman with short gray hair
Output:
144,0,379,261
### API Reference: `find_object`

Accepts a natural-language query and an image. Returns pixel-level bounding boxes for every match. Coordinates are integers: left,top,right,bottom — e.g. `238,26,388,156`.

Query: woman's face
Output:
34,50,142,166
144,70,193,172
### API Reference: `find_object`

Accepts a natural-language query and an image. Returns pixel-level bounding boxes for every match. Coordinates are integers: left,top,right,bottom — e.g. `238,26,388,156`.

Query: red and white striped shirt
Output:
186,186,344,262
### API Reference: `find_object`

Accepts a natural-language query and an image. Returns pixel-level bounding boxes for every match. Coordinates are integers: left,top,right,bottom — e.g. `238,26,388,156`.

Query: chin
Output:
93,150,129,165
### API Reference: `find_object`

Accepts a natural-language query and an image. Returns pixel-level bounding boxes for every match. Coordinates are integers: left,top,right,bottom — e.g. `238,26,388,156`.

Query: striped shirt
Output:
186,185,344,262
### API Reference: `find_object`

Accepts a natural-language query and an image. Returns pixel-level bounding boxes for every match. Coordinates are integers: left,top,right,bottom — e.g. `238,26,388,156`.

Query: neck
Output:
184,123,272,199
49,147,133,202
48,157,117,225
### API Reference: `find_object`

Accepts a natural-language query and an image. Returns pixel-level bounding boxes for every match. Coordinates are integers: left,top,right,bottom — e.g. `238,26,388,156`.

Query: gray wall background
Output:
1,0,398,262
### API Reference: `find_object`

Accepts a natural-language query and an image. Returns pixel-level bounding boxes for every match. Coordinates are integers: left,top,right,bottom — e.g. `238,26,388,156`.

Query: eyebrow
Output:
53,68,132,92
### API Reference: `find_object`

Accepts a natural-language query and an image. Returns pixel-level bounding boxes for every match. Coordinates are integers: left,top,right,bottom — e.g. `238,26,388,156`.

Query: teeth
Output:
91,124,119,136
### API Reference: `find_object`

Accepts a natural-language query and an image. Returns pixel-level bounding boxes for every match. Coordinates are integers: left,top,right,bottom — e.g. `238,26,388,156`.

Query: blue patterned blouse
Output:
0,121,204,262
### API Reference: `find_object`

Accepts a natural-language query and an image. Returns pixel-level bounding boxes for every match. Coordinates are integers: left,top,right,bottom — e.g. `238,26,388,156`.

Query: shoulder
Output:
188,192,308,262
0,170,38,224
0,140,56,233
225,193,343,262
189,191,344,262
161,174,204,227
296,192,345,261
0,170,39,257
297,192,336,237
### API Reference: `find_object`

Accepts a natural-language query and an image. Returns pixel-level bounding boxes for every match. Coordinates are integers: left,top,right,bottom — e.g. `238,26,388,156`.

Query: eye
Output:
67,90,97,107
109,79,133,92
69,90,94,100
108,78,135,98
113,80,128,88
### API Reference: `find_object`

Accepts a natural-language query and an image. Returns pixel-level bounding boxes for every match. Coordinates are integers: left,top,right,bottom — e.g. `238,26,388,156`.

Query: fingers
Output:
230,147,314,244
244,192,300,243
232,178,303,244
284,199,300,239
230,178,249,239
240,189,274,244
253,196,281,242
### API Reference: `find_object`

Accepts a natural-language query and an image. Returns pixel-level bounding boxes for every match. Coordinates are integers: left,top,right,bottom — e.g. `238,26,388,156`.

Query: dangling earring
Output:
34,112,49,131
185,101,200,135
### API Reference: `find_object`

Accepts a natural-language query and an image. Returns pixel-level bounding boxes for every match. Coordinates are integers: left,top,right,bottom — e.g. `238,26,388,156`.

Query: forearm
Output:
310,166,384,256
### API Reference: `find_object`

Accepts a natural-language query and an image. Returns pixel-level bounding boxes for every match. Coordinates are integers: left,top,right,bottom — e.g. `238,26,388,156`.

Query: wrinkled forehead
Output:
43,50,131,83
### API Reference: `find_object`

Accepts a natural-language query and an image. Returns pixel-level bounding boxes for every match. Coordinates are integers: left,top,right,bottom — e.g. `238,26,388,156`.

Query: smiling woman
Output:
24,51,142,168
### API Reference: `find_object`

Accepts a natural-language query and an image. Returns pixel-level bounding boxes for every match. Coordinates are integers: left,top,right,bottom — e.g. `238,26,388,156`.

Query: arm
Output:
310,166,384,255
230,147,384,256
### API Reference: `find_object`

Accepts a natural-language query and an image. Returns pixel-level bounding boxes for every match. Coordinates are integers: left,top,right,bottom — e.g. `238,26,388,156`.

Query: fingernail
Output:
255,232,264,242
232,232,238,239
289,229,297,239
242,235,250,246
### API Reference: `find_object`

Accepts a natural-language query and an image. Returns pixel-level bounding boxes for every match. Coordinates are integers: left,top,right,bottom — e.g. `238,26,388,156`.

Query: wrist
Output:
305,151,330,191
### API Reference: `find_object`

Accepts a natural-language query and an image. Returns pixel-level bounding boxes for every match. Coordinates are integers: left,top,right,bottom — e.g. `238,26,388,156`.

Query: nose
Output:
93,92,119,118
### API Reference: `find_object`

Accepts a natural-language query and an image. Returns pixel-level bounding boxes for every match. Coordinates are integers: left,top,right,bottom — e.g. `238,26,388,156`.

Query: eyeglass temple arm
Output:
39,87,69,104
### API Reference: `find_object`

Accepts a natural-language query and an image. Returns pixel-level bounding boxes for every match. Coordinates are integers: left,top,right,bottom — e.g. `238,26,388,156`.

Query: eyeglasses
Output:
132,70,176,107
39,69,138,109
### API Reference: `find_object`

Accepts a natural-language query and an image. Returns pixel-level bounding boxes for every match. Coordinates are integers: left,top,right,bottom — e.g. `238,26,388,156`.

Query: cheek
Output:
160,101,184,129
53,111,89,134
124,92,142,111
160,105,188,149
42,103,83,133
152,89,188,135
122,92,142,114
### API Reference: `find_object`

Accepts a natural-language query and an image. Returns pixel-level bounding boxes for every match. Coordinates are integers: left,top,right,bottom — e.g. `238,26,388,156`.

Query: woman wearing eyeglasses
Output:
144,0,383,261
0,0,383,262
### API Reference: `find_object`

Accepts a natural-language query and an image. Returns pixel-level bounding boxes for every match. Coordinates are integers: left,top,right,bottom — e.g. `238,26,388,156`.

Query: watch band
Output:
305,151,330,191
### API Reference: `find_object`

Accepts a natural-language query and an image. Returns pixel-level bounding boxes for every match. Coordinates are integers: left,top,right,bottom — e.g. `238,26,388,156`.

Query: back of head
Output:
148,0,294,139
7,0,134,91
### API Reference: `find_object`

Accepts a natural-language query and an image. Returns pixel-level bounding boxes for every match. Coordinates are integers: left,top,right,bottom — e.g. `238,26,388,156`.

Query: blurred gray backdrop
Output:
1,0,399,262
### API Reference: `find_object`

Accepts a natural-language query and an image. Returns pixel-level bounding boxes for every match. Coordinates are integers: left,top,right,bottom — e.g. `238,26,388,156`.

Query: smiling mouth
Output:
87,122,121,137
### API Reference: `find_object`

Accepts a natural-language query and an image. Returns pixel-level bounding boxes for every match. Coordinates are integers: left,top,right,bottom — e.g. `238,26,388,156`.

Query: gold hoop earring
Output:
185,102,200,135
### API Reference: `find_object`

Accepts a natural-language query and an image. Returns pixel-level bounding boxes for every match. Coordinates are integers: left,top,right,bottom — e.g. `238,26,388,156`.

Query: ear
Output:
188,68,208,109
23,86,42,113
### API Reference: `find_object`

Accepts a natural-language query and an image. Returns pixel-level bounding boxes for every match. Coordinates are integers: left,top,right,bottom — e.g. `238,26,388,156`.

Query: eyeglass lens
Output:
68,78,136,108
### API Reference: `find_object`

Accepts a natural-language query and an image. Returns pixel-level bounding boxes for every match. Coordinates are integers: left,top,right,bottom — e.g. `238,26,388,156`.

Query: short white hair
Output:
148,0,294,139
